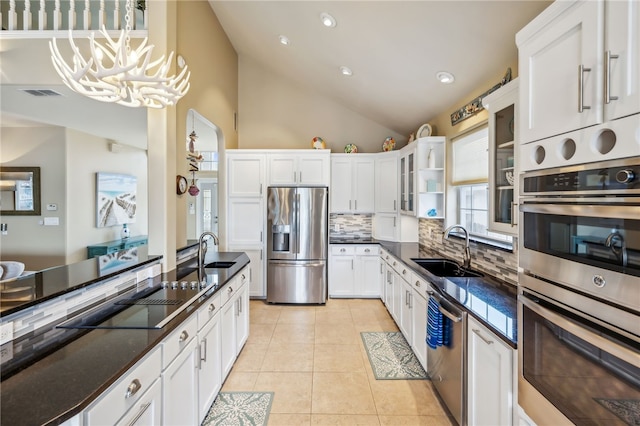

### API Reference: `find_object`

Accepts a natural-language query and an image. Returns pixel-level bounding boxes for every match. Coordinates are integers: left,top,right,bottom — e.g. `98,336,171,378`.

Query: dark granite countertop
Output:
329,237,380,244
0,246,163,317
332,239,517,347
0,251,250,426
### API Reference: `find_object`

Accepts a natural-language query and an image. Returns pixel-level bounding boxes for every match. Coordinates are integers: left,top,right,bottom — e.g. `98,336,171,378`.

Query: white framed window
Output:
451,125,512,247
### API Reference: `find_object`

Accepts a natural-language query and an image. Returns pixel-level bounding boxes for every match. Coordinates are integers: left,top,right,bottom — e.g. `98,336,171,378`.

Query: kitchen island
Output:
0,248,250,426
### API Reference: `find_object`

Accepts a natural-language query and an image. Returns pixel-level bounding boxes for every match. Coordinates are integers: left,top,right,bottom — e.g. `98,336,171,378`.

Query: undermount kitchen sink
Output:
411,258,484,278
205,261,236,269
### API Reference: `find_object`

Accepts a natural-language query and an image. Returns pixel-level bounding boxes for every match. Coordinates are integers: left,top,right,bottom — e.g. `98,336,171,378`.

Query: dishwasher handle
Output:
427,289,463,322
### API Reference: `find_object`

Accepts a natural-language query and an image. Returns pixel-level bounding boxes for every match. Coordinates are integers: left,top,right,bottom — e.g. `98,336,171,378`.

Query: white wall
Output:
66,129,149,264
238,55,405,153
0,126,67,270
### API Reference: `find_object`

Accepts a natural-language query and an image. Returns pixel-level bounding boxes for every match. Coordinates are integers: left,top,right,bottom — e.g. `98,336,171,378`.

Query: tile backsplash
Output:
329,214,373,239
419,219,518,286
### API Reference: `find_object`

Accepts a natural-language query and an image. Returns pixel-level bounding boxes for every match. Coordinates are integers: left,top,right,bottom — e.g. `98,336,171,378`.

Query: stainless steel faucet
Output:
443,225,471,270
198,231,219,274
605,231,627,267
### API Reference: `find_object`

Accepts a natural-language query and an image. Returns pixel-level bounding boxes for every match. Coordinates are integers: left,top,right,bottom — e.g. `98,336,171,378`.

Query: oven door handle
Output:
520,203,639,220
520,294,640,367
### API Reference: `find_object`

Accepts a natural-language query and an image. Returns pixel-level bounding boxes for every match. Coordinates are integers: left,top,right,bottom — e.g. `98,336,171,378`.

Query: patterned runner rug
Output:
202,392,274,426
361,332,428,380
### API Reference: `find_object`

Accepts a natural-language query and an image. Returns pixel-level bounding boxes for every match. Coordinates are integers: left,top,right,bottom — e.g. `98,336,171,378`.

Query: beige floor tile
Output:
315,323,360,345
221,371,259,391
378,415,454,426
278,308,317,324
271,323,316,344
311,414,380,425
247,323,276,345
251,300,278,310
268,413,312,425
251,309,282,325
351,319,399,333
261,343,314,372
369,380,445,416
312,372,377,415
233,343,268,372
322,298,352,310
254,372,313,414
348,308,380,325
315,309,353,324
314,344,365,373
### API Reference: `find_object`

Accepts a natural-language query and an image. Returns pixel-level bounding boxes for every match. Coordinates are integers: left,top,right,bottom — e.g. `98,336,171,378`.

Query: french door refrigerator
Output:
267,186,328,304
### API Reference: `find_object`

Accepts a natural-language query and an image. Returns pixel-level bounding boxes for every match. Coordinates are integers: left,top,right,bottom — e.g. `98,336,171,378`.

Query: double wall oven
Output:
518,158,640,425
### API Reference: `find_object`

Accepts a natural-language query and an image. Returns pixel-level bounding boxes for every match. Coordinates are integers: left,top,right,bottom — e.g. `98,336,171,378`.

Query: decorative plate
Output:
311,136,326,149
505,170,515,185
416,123,432,138
382,137,395,152
344,144,358,154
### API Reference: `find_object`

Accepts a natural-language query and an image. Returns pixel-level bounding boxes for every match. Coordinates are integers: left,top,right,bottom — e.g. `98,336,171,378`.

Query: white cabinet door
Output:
269,155,298,185
163,338,199,426
383,262,394,310
353,158,375,213
221,297,237,379
227,198,263,247
468,315,514,426
411,286,427,371
298,155,329,185
236,281,250,353
373,213,398,241
227,154,265,197
245,249,265,298
517,1,602,143
329,253,355,297
330,157,352,212
115,378,162,426
399,277,413,341
605,0,640,121
197,313,222,423
375,153,398,213
358,254,380,297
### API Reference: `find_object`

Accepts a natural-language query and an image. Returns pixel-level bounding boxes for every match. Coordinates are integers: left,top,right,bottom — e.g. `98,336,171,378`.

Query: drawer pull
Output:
125,379,142,399
228,287,234,293
179,330,189,342
208,303,215,312
415,281,421,287
393,261,397,266
241,274,246,280
364,248,370,253
201,338,207,362
472,329,494,345
340,248,346,253
402,269,407,275
126,402,151,426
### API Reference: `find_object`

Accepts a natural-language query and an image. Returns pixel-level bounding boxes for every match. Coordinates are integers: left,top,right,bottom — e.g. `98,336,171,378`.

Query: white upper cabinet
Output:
227,152,265,197
517,0,639,145
268,151,330,186
330,154,375,213
375,152,398,214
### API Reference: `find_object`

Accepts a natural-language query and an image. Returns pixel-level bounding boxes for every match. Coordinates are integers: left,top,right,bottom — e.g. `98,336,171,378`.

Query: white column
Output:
38,0,46,30
53,0,62,30
83,0,91,30
8,0,17,30
68,0,76,30
22,0,32,30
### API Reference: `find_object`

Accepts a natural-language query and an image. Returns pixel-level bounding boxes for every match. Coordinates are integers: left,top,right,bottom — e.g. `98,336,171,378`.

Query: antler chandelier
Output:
49,0,190,108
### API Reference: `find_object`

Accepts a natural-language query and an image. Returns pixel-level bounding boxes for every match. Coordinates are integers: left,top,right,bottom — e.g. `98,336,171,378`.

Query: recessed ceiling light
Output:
436,71,455,84
340,66,353,76
320,12,337,28
278,35,290,46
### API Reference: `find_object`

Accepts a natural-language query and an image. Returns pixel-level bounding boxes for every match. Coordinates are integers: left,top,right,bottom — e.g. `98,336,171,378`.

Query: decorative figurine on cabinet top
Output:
311,137,326,149
344,144,358,153
382,137,395,151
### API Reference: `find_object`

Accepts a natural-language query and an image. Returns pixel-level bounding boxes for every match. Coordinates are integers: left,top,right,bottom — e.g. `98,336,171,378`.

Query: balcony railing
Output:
1,0,147,36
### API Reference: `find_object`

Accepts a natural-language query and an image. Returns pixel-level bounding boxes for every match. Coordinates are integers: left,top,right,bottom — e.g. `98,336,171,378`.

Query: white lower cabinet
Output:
84,347,162,425
115,378,162,426
399,275,413,340
197,294,222,422
467,315,515,426
163,337,199,426
220,273,249,379
411,273,428,371
329,245,380,298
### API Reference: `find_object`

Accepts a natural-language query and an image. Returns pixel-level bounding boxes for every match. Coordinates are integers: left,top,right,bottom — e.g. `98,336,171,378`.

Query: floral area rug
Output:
202,392,274,426
594,398,640,425
361,332,428,380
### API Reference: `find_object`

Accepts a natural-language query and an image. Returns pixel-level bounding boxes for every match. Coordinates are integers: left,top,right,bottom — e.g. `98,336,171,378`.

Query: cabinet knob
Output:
241,274,246,280
208,303,215,312
228,287,234,293
179,330,189,342
393,261,397,266
402,269,407,275
340,248,346,253
415,281,420,287
124,379,142,399
364,248,370,253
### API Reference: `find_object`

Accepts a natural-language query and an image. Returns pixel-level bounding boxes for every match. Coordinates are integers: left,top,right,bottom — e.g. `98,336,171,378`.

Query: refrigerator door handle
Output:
268,260,326,267
296,192,301,254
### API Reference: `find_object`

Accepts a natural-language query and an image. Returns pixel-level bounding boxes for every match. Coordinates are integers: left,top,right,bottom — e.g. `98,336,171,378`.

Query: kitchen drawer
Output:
237,267,249,288
390,256,407,277
355,245,379,256
84,346,161,425
331,245,356,255
380,250,393,264
162,314,197,370
197,292,222,330
220,276,239,306
412,272,428,300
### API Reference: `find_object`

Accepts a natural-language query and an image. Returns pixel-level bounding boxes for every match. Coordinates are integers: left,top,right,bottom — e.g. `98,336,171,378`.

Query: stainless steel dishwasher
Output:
427,284,467,426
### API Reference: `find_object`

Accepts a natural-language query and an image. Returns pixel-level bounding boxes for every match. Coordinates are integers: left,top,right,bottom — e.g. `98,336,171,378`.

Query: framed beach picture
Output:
96,172,137,227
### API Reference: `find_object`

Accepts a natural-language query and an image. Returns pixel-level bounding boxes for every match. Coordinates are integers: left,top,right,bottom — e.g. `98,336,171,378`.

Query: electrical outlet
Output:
0,322,14,345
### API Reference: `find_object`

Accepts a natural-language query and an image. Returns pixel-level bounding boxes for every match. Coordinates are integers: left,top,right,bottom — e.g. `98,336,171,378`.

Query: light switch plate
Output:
46,203,58,211
44,217,59,226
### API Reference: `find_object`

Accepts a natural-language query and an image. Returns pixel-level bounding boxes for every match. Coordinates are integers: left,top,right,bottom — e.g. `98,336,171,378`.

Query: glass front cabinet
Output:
483,78,518,235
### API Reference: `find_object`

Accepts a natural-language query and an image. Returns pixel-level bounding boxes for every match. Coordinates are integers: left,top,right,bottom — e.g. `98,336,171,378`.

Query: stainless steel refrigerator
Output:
266,186,328,304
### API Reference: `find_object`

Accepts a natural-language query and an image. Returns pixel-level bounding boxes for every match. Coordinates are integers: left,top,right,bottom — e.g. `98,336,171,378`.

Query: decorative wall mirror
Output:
0,167,41,215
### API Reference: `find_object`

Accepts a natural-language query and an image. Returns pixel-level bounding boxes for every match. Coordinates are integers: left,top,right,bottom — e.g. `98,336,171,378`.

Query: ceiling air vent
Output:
20,89,63,97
